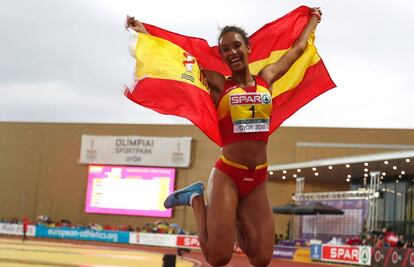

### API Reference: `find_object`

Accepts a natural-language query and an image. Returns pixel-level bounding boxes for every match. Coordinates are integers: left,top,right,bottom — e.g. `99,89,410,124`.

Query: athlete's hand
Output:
125,15,148,34
310,7,322,22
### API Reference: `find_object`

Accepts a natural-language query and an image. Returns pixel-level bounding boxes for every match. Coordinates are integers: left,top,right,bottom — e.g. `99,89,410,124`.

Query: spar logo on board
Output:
360,246,370,265
230,93,271,105
322,245,360,263
321,245,371,266
176,235,200,248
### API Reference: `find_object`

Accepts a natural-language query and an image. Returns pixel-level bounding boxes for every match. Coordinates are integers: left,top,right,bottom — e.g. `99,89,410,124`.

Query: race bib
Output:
229,92,272,133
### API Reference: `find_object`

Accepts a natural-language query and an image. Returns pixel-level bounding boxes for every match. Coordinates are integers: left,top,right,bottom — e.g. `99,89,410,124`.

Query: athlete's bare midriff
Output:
221,140,267,169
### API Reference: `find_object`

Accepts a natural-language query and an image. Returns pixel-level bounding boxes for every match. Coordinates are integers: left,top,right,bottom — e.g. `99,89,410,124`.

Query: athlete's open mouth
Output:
229,56,243,67
229,56,241,64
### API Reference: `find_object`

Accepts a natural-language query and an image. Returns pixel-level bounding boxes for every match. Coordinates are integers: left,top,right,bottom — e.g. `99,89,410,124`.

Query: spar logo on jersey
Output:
262,94,271,104
230,93,271,105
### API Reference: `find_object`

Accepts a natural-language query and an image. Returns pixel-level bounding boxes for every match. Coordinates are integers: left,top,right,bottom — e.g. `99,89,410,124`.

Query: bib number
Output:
229,92,271,133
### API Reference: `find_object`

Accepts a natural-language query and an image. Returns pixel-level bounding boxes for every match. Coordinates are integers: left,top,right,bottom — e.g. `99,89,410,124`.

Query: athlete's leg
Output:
236,182,274,267
192,168,238,266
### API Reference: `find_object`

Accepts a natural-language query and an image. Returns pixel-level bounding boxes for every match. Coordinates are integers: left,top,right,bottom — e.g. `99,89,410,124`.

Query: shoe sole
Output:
164,182,204,208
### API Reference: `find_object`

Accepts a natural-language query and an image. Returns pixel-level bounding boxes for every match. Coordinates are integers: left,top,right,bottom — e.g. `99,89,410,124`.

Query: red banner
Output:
176,235,200,249
371,247,414,267
322,245,361,264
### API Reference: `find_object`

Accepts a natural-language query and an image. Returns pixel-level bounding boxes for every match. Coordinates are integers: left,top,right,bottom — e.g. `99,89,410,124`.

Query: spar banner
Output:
0,223,36,237
175,235,245,252
371,247,414,267
176,235,201,249
321,244,371,266
80,135,191,167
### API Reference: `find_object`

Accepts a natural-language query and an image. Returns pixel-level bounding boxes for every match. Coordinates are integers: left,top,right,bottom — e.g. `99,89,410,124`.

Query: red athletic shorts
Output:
214,156,268,199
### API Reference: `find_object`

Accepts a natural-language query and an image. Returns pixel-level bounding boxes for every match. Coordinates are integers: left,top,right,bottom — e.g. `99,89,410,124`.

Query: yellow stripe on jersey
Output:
221,155,268,170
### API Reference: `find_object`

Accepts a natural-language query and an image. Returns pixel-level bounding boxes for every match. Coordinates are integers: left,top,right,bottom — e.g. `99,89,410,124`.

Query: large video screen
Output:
85,165,175,217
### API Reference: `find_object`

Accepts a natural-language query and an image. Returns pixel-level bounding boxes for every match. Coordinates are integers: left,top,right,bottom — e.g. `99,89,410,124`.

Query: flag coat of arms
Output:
125,6,336,146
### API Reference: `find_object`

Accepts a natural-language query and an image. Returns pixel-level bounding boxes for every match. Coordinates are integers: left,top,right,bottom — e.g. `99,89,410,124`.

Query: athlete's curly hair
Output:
218,26,249,46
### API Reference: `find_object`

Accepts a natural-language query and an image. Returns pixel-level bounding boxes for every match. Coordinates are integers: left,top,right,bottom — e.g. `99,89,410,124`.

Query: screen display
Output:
85,165,175,217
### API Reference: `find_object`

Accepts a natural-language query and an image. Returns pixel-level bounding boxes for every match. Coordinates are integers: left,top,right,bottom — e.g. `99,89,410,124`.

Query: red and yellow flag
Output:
125,6,335,147
247,6,336,133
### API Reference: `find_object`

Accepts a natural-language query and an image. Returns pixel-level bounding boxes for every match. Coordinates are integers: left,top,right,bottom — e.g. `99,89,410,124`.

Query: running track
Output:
2,236,346,267
136,244,345,267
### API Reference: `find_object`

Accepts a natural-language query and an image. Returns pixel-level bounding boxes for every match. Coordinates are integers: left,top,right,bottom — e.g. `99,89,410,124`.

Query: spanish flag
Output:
125,6,335,147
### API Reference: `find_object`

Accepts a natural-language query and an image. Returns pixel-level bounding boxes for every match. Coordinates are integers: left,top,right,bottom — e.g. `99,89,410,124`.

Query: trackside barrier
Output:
0,222,320,265
272,246,296,259
371,247,414,267
272,246,312,263
314,244,371,266
129,232,178,247
310,244,322,260
176,235,201,249
129,233,205,250
0,223,36,237
293,248,312,263
35,225,130,243
130,233,240,254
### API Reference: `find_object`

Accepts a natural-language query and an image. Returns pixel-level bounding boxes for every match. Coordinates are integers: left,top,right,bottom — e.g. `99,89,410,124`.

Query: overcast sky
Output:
1,0,413,129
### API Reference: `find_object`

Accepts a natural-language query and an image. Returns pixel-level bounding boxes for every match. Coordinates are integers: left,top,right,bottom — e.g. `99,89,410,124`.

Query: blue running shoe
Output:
164,182,204,208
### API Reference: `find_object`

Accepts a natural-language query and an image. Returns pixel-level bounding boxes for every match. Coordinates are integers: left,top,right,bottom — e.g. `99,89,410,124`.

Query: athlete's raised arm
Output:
259,8,322,87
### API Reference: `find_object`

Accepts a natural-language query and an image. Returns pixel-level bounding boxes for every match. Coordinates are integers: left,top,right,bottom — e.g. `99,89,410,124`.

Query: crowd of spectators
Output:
325,227,414,248
274,234,285,245
361,227,414,248
272,226,414,249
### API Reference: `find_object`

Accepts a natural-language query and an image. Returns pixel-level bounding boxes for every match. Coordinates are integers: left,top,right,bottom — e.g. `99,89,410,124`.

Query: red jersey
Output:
217,76,272,146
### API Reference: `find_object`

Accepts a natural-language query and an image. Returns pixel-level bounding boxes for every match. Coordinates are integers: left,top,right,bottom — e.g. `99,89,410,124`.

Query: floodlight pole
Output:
366,171,380,232
295,177,305,196
292,177,305,240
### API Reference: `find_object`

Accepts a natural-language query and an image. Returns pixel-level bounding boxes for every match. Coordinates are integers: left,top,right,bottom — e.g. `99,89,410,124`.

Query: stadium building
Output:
1,122,414,238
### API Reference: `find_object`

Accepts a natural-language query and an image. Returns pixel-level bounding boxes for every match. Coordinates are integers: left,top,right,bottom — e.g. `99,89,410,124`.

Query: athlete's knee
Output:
204,244,233,267
248,253,272,267
205,252,232,267
249,249,273,267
